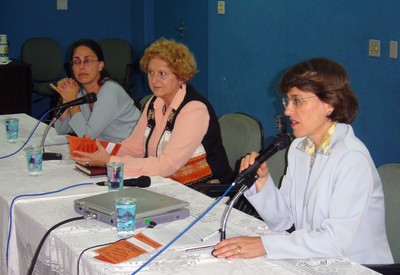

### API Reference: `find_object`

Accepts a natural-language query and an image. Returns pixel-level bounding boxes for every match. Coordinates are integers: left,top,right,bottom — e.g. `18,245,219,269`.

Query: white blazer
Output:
245,123,393,264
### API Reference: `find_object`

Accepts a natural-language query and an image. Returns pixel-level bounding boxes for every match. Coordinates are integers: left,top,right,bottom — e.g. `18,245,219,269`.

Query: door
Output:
152,0,208,97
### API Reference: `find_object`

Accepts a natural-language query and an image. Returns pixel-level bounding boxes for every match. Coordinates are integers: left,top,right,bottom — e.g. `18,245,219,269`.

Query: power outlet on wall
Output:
57,0,68,10
217,1,225,15
275,115,286,132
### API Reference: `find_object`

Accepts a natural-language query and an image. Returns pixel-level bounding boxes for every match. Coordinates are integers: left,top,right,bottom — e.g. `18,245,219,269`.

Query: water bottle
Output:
0,34,9,63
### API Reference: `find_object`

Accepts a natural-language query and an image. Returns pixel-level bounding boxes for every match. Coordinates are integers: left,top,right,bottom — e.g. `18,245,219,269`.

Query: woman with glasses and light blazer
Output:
51,39,140,143
212,58,393,265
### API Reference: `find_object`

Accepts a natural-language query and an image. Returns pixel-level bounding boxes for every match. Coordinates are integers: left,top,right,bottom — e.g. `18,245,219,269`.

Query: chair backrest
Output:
218,113,264,172
139,94,152,111
21,38,64,83
378,163,400,263
267,147,289,187
97,39,134,92
21,38,64,97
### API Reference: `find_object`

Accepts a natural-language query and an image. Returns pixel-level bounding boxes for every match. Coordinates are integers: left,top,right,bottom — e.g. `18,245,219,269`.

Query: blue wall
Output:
208,0,400,166
1,0,399,166
2,0,133,60
153,0,209,97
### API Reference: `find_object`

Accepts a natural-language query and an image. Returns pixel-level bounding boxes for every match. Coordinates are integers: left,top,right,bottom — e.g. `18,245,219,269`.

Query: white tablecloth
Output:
0,114,377,275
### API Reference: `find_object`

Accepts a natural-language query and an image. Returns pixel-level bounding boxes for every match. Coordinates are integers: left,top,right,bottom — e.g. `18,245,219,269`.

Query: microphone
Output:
235,133,292,189
220,133,291,241
41,93,97,161
51,93,97,111
96,176,151,188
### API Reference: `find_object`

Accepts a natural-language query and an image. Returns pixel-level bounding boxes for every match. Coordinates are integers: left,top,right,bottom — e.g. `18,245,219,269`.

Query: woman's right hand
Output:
72,139,111,167
240,152,269,192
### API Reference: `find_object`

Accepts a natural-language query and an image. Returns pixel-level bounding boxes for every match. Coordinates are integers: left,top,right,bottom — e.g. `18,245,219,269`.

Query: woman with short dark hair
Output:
213,58,393,265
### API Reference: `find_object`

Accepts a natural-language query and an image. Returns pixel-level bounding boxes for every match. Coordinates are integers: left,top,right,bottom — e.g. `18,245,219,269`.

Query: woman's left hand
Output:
72,139,111,167
212,236,266,260
50,78,79,103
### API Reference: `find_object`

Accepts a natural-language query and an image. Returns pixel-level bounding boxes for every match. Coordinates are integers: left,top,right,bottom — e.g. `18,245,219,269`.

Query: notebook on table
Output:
74,188,190,228
75,162,106,176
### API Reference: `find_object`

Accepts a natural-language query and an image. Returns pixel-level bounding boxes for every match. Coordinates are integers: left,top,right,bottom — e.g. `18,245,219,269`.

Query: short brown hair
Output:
278,58,358,124
140,38,197,82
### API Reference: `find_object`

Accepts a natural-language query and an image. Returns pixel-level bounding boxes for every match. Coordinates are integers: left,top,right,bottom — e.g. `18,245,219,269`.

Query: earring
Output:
327,111,332,116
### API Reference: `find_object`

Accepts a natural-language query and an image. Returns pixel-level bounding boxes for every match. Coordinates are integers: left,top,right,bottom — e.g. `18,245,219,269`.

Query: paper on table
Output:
94,233,163,264
138,219,241,252
95,240,147,264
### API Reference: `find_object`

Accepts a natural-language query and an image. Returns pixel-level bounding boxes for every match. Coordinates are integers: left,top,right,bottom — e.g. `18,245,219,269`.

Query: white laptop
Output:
74,188,190,228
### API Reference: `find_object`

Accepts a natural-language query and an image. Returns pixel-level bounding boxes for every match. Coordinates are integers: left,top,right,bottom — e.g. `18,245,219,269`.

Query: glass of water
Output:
26,146,43,175
106,162,124,191
5,117,19,143
115,197,136,238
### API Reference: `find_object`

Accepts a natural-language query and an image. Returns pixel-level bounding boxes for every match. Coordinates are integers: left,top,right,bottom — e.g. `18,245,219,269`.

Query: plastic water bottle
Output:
0,34,9,63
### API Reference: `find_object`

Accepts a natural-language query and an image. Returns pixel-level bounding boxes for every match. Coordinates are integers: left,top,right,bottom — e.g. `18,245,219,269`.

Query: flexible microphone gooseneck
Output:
50,93,97,111
220,133,292,240
41,93,97,161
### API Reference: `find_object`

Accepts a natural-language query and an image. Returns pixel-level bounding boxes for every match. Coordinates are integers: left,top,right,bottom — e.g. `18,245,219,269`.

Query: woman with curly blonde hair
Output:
72,38,233,188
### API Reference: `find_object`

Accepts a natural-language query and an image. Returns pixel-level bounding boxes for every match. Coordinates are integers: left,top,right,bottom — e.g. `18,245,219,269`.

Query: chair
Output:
97,38,135,95
379,163,400,263
21,38,64,111
196,113,265,218
267,147,289,188
139,94,152,111
218,113,264,172
364,163,400,274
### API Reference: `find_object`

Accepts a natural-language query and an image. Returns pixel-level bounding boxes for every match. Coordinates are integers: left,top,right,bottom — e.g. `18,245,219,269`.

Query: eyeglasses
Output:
71,58,99,67
282,96,317,109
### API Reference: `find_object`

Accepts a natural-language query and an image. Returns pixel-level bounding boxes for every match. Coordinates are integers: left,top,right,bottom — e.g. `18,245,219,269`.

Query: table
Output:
0,114,377,274
0,61,32,115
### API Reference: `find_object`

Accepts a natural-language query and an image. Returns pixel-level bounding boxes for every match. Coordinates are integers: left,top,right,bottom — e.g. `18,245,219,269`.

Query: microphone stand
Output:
39,93,98,161
220,173,259,240
40,108,66,161
218,133,292,240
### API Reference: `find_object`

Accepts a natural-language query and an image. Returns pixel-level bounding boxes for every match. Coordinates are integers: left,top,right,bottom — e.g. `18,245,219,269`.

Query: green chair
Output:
218,113,264,173
195,113,265,218
21,38,64,111
97,38,135,95
139,94,152,111
364,163,400,273
267,145,289,188
379,163,400,263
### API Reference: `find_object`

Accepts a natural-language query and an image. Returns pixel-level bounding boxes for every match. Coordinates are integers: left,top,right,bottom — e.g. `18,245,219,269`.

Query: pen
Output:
201,229,221,241
185,244,215,253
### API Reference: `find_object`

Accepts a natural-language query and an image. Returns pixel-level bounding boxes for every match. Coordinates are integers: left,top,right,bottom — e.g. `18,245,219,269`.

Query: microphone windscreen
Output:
86,93,97,103
273,133,292,150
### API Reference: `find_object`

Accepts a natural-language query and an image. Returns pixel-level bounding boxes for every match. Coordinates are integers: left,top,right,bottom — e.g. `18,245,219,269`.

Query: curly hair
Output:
140,38,197,82
278,58,358,124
